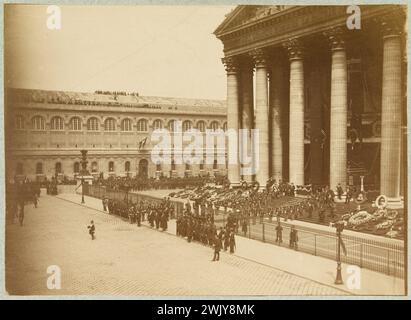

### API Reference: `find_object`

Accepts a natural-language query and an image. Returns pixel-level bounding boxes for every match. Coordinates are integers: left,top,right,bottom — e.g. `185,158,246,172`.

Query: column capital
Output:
222,56,240,74
324,26,346,51
249,48,269,68
283,38,304,61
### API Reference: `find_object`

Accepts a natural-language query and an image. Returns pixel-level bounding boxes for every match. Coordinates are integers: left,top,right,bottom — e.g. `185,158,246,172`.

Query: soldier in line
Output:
155,210,160,229
223,227,230,251
136,206,142,227
128,205,136,224
212,234,222,261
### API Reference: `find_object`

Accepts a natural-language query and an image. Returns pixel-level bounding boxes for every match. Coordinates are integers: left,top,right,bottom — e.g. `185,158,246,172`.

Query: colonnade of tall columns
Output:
222,18,403,202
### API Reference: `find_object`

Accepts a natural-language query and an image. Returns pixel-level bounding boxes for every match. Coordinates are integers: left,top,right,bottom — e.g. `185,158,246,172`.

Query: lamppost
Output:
79,150,90,204
335,222,345,285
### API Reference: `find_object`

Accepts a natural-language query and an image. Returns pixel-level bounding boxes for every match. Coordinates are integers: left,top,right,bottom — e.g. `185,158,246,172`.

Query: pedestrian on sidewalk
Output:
275,222,283,244
33,193,39,208
87,220,96,240
241,219,248,236
289,225,298,250
229,230,236,254
102,197,108,211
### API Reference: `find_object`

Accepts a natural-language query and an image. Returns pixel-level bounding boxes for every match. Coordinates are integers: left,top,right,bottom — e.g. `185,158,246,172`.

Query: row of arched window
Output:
16,160,223,175
14,115,227,132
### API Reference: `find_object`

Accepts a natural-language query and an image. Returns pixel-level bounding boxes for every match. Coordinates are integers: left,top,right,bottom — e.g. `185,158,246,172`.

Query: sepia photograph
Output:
2,1,408,299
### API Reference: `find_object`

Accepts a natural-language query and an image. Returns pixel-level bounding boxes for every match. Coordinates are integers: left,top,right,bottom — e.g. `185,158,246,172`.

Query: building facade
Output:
5,88,227,181
214,5,407,204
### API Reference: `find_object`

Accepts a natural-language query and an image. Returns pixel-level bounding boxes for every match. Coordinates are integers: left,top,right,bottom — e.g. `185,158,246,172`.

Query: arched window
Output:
222,122,228,131
121,119,132,131
153,119,163,130
199,162,204,170
36,162,43,174
168,120,176,132
137,119,148,132
55,162,62,174
91,161,98,173
74,162,80,173
70,117,82,131
213,159,218,170
125,161,130,172
185,163,191,171
16,162,23,175
50,116,64,130
182,120,192,132
32,116,45,130
171,159,176,171
14,116,25,130
104,118,116,131
87,117,99,131
210,121,219,130
196,120,206,132
108,161,114,172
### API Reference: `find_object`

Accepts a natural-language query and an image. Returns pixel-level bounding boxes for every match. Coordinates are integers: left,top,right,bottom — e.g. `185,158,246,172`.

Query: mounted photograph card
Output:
1,1,409,300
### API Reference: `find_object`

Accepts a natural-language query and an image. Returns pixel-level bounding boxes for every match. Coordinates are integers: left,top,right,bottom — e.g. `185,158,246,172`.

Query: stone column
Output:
380,17,403,201
284,39,305,186
270,53,285,181
250,49,270,186
240,61,254,182
326,27,348,192
222,56,241,185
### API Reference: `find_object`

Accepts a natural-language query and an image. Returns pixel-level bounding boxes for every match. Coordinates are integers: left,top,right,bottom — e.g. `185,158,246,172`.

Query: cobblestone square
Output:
6,195,348,296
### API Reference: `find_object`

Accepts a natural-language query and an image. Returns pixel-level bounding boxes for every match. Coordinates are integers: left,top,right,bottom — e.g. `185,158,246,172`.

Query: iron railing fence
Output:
214,215,404,278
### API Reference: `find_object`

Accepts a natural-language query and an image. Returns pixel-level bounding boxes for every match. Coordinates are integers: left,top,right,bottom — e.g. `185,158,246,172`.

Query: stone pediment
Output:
214,5,291,36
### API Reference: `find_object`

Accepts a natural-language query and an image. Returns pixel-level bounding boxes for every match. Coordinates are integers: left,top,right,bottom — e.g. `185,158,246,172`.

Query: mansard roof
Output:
6,88,226,109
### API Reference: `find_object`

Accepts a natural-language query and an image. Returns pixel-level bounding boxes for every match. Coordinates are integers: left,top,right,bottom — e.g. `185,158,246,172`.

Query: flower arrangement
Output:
376,220,394,230
348,211,374,226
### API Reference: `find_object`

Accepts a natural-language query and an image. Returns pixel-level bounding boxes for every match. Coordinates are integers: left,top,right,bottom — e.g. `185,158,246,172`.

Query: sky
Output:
5,5,235,100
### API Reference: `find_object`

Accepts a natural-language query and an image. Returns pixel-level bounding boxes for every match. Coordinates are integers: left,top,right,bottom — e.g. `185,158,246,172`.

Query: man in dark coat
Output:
212,236,222,261
336,184,343,200
241,219,248,236
223,227,230,251
275,222,283,244
229,231,236,254
289,225,298,250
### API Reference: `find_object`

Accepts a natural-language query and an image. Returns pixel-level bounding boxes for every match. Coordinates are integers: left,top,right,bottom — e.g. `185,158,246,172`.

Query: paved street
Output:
5,194,350,296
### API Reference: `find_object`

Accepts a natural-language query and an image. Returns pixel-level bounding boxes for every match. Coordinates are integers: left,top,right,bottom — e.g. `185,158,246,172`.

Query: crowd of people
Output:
101,193,236,261
97,175,225,192
102,196,175,231
178,179,340,227
176,201,236,261
6,178,42,226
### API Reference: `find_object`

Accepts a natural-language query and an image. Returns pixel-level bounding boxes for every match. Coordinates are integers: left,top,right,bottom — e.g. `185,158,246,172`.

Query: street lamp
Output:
335,222,345,285
81,177,85,204
79,150,90,204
